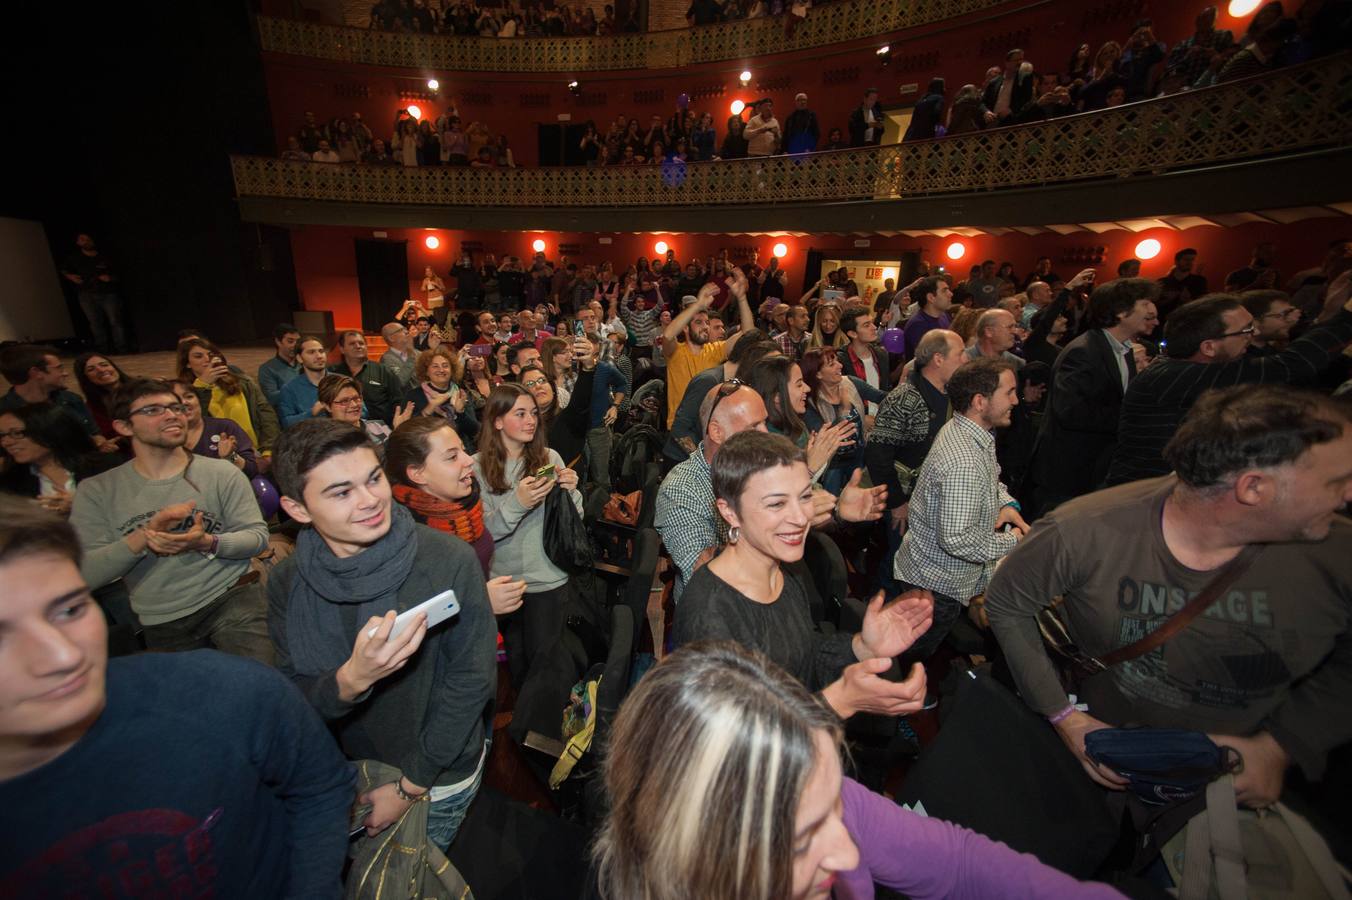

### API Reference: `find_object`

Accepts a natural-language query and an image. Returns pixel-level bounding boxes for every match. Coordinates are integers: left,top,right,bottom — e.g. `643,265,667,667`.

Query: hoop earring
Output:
728,526,740,544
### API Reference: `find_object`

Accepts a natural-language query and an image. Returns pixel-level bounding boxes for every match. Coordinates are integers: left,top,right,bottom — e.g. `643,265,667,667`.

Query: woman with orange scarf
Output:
384,417,526,616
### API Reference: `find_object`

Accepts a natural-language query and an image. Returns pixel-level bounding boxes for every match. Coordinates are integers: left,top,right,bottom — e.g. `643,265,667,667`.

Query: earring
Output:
728,526,740,544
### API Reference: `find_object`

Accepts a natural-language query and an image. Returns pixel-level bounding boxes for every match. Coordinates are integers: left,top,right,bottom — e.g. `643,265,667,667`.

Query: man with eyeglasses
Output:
1241,290,1301,358
70,378,272,662
0,344,115,453
1106,279,1352,486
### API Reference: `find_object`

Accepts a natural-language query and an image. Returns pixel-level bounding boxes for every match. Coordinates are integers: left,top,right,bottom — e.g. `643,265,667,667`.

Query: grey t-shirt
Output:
71,456,268,625
985,475,1352,779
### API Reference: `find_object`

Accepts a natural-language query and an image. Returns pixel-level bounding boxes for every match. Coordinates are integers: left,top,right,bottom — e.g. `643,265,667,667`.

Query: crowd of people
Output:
283,0,1350,167
368,0,641,36
901,0,1348,139
285,107,516,168
5,227,1352,897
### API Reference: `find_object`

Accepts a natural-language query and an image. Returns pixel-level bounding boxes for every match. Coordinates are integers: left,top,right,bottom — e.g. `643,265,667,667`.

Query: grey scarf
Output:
286,503,420,675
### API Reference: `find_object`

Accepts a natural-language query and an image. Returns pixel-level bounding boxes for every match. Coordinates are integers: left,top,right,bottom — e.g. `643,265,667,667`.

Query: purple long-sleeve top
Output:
835,778,1125,900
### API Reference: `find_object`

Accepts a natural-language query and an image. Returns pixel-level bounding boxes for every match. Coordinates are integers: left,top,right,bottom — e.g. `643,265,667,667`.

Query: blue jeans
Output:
424,740,488,851
78,291,128,352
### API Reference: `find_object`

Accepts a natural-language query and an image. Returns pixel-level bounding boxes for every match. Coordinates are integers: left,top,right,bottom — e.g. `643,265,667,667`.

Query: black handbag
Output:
542,485,594,574
1085,728,1241,806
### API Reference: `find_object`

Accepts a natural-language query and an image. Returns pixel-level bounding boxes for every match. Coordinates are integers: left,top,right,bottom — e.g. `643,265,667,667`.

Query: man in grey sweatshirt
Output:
70,378,272,662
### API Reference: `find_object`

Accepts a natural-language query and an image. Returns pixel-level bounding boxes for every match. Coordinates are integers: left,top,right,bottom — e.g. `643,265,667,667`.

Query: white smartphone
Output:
367,589,460,641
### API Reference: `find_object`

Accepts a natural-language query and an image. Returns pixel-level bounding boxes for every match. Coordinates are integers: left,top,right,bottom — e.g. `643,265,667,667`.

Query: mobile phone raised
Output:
574,320,586,337
535,463,557,480
367,589,460,641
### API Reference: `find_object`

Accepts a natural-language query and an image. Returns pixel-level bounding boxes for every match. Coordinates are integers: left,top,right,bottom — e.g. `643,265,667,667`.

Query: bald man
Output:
965,308,1025,369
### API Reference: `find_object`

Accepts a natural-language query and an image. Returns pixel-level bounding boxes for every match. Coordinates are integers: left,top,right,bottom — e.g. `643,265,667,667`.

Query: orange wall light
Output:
1135,238,1162,260
532,238,547,253
654,240,669,255
772,242,789,258
945,241,966,261
424,235,441,250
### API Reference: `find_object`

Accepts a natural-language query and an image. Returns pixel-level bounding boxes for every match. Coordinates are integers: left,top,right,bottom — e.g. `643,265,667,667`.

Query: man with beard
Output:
70,379,271,661
278,336,336,428
660,276,754,427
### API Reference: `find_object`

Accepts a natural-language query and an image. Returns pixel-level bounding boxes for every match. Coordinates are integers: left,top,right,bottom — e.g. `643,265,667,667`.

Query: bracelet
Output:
1004,500,1022,512
1047,704,1077,726
394,778,429,802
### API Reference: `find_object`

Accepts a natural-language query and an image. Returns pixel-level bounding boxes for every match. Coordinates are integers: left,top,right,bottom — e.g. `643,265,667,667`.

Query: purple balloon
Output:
881,328,906,355
252,476,281,519
677,92,690,109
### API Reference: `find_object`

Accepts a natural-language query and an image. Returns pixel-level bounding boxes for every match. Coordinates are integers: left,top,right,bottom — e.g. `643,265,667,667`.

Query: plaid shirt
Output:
894,414,1018,601
654,444,720,600
775,330,807,361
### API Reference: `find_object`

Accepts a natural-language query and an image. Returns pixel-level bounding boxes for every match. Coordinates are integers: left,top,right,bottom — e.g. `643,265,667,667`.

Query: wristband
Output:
1047,704,1076,726
394,778,429,802
1004,500,1022,512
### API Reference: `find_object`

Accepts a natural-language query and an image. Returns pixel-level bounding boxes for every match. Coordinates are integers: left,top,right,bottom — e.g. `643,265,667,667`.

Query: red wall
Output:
289,218,1352,328
262,0,1261,166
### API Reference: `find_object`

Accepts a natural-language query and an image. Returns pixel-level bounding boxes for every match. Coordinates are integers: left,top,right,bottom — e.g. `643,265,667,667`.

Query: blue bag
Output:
1085,728,1240,806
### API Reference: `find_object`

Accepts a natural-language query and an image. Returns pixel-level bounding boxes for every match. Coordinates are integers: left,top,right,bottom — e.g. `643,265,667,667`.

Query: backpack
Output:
609,424,662,495
624,379,665,432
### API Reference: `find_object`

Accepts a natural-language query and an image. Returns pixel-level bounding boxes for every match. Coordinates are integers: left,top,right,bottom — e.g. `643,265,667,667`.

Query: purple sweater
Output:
836,778,1124,900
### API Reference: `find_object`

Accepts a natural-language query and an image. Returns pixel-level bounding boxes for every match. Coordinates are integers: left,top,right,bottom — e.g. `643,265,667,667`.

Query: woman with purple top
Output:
593,640,1124,900
171,381,259,478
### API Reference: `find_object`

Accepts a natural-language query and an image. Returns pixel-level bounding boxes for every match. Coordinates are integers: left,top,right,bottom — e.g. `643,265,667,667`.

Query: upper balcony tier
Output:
258,0,1012,73
232,54,1352,232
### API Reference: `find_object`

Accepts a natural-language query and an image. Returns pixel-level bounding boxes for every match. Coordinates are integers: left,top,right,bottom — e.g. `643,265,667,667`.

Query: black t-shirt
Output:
0,651,354,899
61,250,116,295
1156,272,1209,319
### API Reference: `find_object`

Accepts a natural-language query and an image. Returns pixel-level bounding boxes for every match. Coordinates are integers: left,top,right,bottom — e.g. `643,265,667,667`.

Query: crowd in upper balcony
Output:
280,0,1349,168
899,0,1350,140
368,0,641,35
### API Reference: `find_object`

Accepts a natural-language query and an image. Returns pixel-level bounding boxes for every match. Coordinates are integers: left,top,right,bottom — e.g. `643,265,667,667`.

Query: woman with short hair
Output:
595,640,1124,900
170,381,258,478
0,403,122,515
318,374,410,451
407,346,479,451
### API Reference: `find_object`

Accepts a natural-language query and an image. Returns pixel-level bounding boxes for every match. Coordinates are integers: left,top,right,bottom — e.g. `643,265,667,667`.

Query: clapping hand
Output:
392,402,415,429
823,659,928,719
215,432,237,459
856,589,934,660
836,469,886,523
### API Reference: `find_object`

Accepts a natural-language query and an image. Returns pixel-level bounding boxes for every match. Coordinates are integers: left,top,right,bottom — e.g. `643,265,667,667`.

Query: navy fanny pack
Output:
1085,728,1241,806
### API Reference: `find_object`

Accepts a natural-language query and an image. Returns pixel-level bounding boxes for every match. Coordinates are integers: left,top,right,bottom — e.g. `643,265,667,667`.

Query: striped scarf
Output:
391,481,485,547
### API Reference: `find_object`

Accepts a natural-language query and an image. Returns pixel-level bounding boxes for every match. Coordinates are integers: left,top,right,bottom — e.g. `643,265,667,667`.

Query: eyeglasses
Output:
128,403,188,418
522,377,549,389
703,379,744,434
1261,308,1300,320
0,429,27,441
1218,324,1257,339
332,396,363,407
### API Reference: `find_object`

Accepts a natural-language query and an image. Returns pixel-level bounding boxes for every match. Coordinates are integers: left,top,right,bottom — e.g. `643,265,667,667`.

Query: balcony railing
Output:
232,55,1352,210
258,0,1004,72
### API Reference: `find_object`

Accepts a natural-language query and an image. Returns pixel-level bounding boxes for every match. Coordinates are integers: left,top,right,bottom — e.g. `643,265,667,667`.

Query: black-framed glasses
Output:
522,377,549,389
0,429,27,441
703,379,745,434
1219,324,1257,339
128,403,189,418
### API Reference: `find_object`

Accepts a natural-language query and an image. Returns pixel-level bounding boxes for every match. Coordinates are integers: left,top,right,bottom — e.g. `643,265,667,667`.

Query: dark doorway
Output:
538,122,592,166
353,239,408,333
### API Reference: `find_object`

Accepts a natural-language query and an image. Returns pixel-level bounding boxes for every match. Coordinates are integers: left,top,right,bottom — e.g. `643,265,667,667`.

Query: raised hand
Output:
856,589,934,660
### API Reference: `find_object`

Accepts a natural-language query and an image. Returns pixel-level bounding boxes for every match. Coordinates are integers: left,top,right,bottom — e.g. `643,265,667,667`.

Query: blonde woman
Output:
808,303,848,350
594,640,1125,900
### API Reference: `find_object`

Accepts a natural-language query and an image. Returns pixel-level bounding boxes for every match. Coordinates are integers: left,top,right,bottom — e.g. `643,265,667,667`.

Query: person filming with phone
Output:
268,418,497,852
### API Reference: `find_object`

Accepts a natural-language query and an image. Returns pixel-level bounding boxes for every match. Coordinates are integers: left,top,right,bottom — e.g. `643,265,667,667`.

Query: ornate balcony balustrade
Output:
258,0,1002,73
233,55,1352,211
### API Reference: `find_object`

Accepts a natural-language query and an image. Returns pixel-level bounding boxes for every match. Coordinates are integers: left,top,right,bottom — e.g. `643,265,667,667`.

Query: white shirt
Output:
859,353,881,414
1102,329,1134,393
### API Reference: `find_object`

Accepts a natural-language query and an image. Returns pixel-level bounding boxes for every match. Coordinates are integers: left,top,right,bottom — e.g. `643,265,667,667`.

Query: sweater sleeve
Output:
399,541,498,788
839,778,1125,900
476,464,533,539
70,477,144,589
984,517,1083,715
212,463,269,559
241,661,356,897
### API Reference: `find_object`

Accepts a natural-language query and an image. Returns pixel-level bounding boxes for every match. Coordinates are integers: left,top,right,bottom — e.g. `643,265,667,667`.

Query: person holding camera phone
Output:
473,382,585,684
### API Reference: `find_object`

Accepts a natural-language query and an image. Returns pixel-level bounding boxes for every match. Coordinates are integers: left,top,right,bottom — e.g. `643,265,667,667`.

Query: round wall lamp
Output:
424,235,441,250
654,240,670,255
406,104,422,120
532,238,547,253
427,79,440,91
730,99,746,116
1228,0,1262,15
772,243,789,259
739,70,753,85
1135,238,1162,260
945,241,966,261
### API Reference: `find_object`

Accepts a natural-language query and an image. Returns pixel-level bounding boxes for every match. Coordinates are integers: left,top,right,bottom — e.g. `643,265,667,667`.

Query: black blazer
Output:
1030,329,1132,508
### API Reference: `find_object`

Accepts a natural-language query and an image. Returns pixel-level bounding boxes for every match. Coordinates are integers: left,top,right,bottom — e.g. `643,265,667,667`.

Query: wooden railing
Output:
232,55,1352,209
258,0,1003,72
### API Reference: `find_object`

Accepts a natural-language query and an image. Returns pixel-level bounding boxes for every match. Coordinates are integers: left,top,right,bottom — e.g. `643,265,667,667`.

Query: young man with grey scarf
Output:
267,419,497,851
